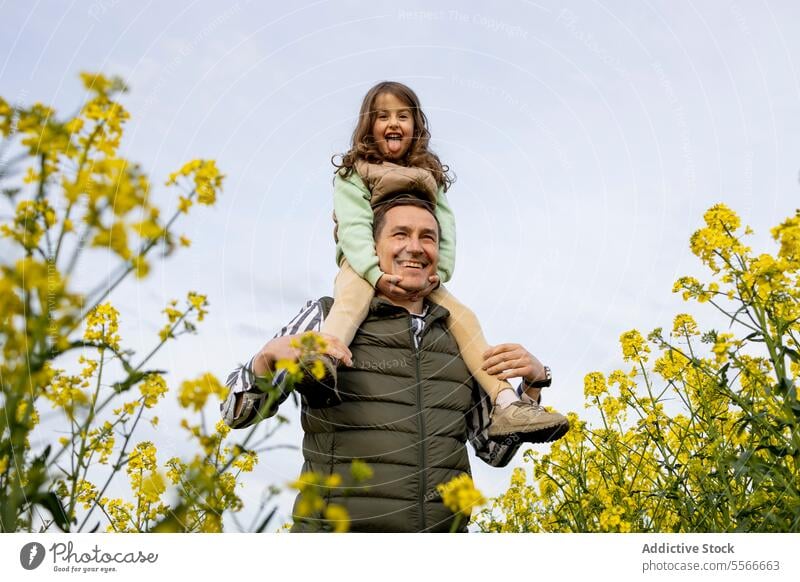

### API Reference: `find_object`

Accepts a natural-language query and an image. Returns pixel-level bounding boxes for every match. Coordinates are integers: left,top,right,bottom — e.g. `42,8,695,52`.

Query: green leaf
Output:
782,346,800,364
775,376,796,398
33,492,70,532
2,187,20,200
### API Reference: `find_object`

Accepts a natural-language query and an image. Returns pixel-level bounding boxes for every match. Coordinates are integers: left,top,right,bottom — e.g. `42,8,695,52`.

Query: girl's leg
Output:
429,286,512,403
320,259,374,347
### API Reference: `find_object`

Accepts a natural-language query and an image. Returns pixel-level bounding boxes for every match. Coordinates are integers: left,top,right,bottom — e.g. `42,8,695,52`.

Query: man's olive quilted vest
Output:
291,297,474,532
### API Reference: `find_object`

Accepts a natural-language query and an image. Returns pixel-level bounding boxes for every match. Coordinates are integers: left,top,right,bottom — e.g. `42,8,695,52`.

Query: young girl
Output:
321,81,569,443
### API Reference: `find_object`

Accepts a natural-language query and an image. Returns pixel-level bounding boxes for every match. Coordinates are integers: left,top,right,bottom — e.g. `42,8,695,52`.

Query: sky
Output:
2,0,799,531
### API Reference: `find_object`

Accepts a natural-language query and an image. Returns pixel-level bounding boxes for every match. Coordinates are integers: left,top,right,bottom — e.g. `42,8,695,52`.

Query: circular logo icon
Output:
20,542,46,570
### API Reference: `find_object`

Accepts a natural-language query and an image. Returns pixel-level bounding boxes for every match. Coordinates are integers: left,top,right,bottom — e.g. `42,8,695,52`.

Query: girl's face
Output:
371,92,414,161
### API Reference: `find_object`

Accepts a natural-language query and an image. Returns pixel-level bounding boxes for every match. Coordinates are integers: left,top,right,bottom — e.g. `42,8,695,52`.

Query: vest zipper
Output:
410,316,427,532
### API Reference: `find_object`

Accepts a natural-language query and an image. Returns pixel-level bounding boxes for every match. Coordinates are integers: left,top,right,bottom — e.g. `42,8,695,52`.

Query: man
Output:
221,196,568,532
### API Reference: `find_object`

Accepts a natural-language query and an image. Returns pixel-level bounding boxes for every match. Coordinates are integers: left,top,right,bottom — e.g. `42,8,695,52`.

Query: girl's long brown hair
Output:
332,81,454,191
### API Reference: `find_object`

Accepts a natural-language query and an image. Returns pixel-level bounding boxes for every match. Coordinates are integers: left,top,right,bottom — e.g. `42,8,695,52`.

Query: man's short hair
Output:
372,194,442,240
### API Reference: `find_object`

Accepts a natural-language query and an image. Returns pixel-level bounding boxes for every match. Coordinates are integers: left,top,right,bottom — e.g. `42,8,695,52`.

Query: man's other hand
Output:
481,343,545,383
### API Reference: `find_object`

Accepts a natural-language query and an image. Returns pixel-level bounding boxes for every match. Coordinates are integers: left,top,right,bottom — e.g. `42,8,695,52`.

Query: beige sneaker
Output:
487,401,570,444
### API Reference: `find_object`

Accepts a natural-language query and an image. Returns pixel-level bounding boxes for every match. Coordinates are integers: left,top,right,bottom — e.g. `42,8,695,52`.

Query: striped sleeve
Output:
220,300,324,429
274,298,324,338
467,381,522,467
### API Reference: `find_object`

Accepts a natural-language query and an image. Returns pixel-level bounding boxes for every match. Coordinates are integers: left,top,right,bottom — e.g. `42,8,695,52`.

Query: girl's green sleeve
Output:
333,171,384,287
434,188,456,283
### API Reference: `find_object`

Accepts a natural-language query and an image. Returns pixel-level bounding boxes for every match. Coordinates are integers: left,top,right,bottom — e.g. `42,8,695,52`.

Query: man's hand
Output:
376,273,439,301
252,333,353,376
482,343,546,383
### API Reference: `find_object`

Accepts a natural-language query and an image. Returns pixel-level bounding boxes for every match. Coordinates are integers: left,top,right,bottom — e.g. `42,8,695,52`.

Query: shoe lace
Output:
520,394,544,410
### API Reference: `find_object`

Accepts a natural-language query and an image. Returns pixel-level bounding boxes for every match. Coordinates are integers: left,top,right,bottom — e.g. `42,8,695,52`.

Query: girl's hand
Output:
376,273,408,298
407,275,440,301
317,333,353,366
377,274,440,301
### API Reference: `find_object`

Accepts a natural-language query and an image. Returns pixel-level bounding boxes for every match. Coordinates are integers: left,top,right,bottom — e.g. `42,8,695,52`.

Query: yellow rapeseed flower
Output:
131,255,149,279
166,458,187,485
290,471,319,493
84,302,121,350
711,332,736,364
583,371,608,398
324,473,342,489
654,350,689,383
276,359,303,383
350,459,373,482
437,474,485,517
44,373,89,420
127,441,157,474
163,302,182,324
539,477,558,498
689,203,749,273
671,313,700,337
215,419,231,438
166,159,224,206
620,329,650,363
91,222,131,260
140,373,168,408
608,369,636,402
232,451,258,473
76,479,98,510
79,356,98,379
324,504,350,533
178,195,192,214
310,359,326,381
771,209,800,265
140,471,166,504
601,395,624,422
88,421,115,464
177,373,227,411
102,497,136,533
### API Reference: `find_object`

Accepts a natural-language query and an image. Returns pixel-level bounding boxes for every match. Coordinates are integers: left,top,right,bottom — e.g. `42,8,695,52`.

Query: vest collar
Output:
368,296,451,326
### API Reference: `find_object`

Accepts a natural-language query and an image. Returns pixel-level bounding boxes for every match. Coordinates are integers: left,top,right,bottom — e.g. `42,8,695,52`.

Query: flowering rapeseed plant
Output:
479,204,800,533
0,73,272,532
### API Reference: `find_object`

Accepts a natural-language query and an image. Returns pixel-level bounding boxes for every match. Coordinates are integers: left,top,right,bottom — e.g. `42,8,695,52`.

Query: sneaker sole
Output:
488,420,570,444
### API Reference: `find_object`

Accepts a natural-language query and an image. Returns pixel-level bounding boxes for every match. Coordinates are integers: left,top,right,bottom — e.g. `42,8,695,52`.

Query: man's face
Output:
375,205,439,294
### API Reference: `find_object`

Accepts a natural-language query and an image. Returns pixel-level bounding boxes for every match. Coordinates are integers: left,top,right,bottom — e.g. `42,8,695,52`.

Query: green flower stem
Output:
66,347,105,524
76,395,147,532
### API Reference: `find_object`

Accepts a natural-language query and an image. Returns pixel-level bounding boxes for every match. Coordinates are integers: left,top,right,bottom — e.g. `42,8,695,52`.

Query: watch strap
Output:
524,365,552,389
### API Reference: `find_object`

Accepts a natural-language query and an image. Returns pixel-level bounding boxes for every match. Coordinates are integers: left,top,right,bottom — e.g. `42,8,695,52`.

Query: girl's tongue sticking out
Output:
385,134,404,155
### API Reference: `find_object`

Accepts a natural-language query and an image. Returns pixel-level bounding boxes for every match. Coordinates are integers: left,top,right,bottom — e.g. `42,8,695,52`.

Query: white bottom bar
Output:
2,533,799,581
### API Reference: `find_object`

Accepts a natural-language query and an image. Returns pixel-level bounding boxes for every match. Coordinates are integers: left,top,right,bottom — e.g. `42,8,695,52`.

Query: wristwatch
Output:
523,365,552,389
